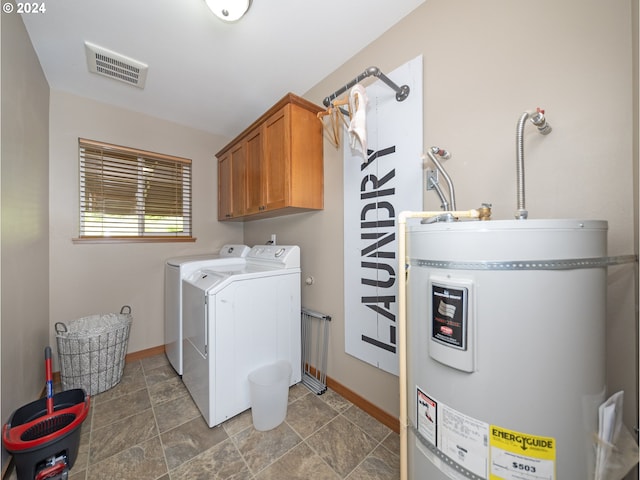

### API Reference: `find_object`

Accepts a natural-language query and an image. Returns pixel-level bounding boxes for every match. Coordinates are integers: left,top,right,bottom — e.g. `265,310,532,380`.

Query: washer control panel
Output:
247,245,300,268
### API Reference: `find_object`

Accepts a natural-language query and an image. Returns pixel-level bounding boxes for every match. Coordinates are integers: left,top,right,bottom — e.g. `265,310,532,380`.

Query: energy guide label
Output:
489,426,555,480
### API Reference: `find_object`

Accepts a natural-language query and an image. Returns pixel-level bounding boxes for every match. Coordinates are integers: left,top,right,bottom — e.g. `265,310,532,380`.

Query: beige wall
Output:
1,7,51,469
47,92,243,364
636,0,640,456
246,0,639,432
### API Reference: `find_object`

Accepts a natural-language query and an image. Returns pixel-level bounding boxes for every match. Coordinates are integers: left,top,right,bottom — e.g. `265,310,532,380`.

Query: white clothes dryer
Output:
182,245,301,428
164,244,249,375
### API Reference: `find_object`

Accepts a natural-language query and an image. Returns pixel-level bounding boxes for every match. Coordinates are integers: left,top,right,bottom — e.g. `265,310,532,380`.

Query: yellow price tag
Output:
489,425,555,480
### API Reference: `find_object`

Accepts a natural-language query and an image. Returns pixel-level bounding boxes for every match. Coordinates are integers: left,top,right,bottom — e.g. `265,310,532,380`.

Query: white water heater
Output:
406,219,607,479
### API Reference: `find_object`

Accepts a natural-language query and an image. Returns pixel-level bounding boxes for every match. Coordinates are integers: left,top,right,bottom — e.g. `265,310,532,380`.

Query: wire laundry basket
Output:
55,306,132,396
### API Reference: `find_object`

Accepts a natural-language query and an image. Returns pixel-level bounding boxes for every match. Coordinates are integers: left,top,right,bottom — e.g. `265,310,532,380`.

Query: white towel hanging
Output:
347,84,368,156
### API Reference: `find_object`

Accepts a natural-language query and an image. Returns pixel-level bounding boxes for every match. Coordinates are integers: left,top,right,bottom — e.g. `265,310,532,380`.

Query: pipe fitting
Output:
426,147,456,211
530,108,552,135
477,203,492,221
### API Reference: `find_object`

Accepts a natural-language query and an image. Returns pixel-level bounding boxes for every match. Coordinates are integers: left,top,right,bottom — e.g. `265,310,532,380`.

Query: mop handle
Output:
45,346,53,415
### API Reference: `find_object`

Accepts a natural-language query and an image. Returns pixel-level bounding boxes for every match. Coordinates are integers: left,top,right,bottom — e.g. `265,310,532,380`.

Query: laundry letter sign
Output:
344,56,423,375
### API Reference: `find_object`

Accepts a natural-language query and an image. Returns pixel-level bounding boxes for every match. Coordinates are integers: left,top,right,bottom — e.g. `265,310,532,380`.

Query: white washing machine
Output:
182,245,302,428
164,244,249,375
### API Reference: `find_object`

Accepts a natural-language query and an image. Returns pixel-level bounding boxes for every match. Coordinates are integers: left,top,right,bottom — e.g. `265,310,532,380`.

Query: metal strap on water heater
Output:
411,254,637,271
410,424,484,480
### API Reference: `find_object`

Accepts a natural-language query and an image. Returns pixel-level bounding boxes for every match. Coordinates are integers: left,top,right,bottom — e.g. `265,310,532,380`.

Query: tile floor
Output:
8,353,400,480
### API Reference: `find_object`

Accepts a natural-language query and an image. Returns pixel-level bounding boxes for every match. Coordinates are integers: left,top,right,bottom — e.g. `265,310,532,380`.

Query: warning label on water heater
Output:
489,425,556,480
417,388,437,445
431,283,467,350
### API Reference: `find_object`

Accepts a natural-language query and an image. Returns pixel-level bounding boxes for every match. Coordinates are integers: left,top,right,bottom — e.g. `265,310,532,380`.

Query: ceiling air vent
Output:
84,41,148,89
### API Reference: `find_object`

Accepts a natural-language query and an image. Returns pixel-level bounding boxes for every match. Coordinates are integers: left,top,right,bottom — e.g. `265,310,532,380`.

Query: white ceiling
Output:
21,0,425,138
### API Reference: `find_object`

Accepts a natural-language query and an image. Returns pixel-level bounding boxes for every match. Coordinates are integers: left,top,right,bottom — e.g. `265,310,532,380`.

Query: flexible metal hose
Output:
427,175,450,211
515,109,552,220
515,112,530,219
427,147,456,211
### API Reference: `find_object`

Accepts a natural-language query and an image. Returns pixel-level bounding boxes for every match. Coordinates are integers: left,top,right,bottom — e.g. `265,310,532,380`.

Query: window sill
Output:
72,236,197,244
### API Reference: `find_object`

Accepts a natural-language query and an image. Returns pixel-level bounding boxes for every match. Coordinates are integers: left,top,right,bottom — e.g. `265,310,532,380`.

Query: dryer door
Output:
183,271,228,358
183,281,207,358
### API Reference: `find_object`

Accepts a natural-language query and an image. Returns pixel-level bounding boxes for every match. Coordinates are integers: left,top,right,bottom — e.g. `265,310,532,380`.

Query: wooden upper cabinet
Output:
216,93,324,221
217,141,246,219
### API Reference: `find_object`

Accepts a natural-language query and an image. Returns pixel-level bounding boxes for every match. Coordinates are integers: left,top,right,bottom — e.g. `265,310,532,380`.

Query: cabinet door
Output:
230,142,247,217
263,106,290,211
244,126,264,215
218,142,246,220
217,152,232,220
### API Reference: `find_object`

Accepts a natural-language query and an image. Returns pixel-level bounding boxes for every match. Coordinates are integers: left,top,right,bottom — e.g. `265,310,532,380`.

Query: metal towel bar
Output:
323,66,410,108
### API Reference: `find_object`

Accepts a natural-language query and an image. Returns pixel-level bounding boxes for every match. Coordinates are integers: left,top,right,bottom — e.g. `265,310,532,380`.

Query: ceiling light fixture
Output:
205,0,251,22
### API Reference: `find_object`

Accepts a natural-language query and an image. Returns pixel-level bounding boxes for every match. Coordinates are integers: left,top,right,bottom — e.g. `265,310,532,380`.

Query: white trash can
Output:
248,360,292,431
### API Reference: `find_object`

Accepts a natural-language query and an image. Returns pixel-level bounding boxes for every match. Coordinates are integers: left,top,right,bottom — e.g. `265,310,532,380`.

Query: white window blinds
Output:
79,138,192,240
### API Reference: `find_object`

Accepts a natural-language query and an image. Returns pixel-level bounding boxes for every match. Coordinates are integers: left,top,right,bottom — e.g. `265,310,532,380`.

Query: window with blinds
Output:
78,138,192,241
